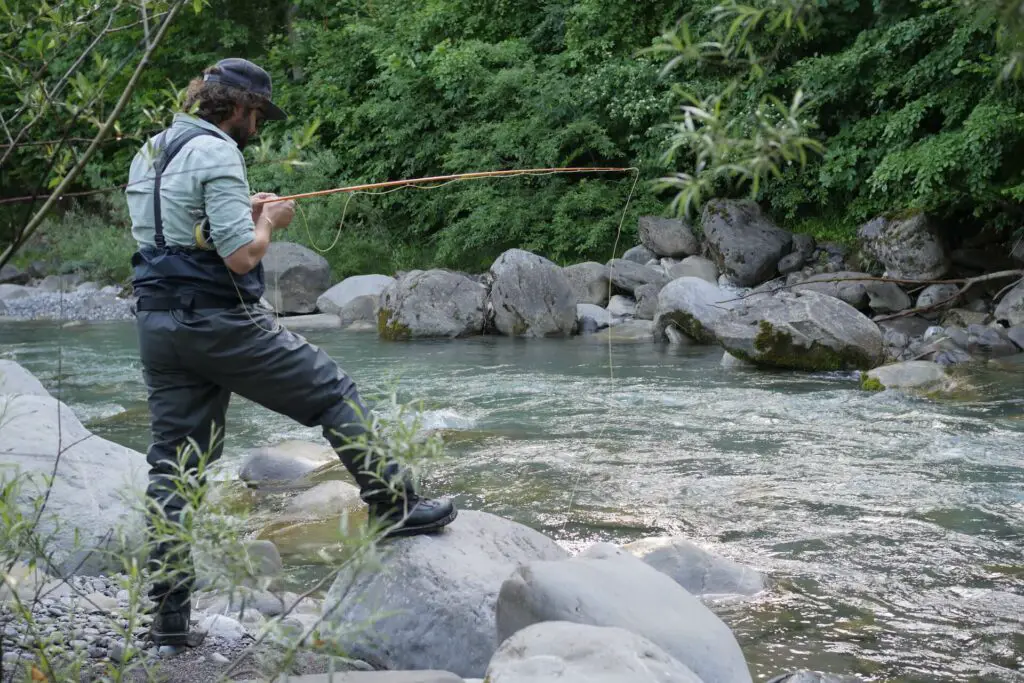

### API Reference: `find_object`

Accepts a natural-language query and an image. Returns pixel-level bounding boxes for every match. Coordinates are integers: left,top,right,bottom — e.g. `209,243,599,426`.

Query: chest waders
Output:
130,127,265,311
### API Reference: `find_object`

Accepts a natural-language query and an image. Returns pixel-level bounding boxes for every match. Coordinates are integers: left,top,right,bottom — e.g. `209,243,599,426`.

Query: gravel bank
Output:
0,570,350,682
0,285,135,322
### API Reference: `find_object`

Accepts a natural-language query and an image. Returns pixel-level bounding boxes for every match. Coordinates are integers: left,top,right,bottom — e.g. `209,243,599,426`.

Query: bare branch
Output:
872,270,1023,322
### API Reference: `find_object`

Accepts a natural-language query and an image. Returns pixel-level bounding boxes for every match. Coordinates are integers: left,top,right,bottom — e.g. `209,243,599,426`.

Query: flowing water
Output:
2,319,1023,682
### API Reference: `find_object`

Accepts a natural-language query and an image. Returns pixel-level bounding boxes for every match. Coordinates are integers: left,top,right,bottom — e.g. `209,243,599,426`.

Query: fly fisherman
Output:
125,58,457,648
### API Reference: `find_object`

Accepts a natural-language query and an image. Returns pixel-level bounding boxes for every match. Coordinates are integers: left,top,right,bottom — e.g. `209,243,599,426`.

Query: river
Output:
1,318,1022,682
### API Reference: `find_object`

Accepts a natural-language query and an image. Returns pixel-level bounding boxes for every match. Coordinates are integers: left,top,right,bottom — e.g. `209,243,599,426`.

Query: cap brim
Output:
263,100,287,121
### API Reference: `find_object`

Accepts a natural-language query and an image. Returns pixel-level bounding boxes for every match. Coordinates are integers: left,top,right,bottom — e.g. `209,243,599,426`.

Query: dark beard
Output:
226,120,251,150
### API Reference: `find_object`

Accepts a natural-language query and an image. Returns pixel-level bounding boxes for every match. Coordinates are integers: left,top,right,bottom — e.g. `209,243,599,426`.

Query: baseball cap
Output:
202,58,287,121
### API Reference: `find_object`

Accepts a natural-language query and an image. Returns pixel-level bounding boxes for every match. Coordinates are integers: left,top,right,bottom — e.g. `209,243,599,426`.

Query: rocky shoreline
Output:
0,358,862,683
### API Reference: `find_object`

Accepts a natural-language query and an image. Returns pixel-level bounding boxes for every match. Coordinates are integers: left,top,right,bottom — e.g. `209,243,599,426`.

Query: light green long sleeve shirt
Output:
125,113,255,259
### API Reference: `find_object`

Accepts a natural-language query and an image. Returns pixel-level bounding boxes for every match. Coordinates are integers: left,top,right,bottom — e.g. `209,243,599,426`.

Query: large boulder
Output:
0,360,50,397
702,199,793,287
857,212,951,280
263,242,332,314
622,245,657,264
496,542,752,683
995,280,1024,327
623,536,766,598
316,274,395,315
339,294,379,327
638,216,700,258
0,385,149,576
634,284,660,321
606,259,670,295
653,277,736,344
378,270,488,340
667,256,719,284
489,249,577,337
0,284,33,301
484,621,702,683
713,290,884,371
562,262,611,306
792,271,912,313
319,510,570,678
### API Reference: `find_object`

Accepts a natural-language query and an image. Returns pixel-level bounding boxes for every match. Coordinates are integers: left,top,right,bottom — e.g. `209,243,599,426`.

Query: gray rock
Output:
198,614,245,642
284,480,362,519
702,199,793,287
634,284,660,321
378,270,488,339
720,351,753,368
667,256,719,284
713,290,884,371
0,392,149,576
1007,326,1024,350
316,274,395,315
941,308,989,329
339,294,379,327
607,295,636,318
1012,238,1024,264
563,262,611,306
866,282,912,313
966,324,1019,358
792,272,869,309
484,621,702,683
0,264,29,285
623,245,657,264
0,360,51,397
496,542,752,683
917,283,961,312
38,273,83,292
638,216,699,258
489,249,576,338
606,259,670,295
195,539,283,591
777,252,805,275
320,509,570,678
766,671,863,683
792,234,816,260
577,304,612,331
623,536,766,598
863,361,957,395
0,284,33,301
653,277,737,344
280,313,342,331
857,213,951,280
994,280,1024,327
262,242,332,314
238,440,335,486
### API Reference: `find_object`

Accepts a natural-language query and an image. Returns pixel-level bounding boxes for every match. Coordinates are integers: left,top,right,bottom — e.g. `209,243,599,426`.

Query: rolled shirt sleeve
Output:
193,141,256,259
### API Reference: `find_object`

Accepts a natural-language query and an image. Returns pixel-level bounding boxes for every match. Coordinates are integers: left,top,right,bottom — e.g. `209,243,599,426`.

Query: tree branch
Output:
871,270,1023,322
0,0,188,270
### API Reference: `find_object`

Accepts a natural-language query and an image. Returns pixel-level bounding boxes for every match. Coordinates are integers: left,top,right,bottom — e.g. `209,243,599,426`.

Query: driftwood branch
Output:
871,270,1023,322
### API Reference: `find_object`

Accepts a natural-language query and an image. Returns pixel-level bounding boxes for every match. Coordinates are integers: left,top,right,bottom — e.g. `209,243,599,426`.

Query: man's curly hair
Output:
182,64,269,125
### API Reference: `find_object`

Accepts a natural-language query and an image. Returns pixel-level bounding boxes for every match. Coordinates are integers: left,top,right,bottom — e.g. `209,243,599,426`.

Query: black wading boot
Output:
148,592,192,648
369,495,458,538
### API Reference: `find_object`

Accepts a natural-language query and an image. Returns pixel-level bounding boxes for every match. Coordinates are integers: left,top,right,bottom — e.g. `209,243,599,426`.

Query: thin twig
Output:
872,270,1023,322
993,276,1023,305
0,0,189,270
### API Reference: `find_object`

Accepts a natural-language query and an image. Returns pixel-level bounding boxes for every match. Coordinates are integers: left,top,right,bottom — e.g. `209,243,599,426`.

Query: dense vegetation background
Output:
2,0,1022,283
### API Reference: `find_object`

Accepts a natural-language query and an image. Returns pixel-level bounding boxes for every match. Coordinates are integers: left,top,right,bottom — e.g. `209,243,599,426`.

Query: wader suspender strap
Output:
152,128,220,249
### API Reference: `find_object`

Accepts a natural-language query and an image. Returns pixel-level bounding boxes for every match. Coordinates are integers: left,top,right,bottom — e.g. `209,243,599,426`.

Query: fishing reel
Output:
193,217,216,251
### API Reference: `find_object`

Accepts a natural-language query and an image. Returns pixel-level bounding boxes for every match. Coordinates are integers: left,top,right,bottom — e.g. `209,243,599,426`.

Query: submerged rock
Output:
490,249,576,338
702,199,793,287
378,269,488,339
713,290,884,371
320,509,569,678
623,536,767,598
861,360,960,396
238,440,336,487
485,621,702,683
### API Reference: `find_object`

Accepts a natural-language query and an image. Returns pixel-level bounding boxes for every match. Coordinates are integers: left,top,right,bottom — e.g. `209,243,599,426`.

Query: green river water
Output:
1,319,1022,682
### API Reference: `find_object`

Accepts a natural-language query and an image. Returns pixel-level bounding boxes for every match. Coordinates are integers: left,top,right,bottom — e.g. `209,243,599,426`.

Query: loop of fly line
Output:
230,165,644,533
